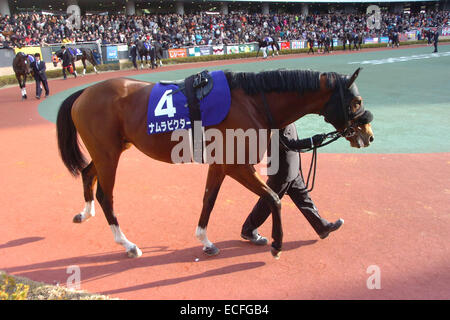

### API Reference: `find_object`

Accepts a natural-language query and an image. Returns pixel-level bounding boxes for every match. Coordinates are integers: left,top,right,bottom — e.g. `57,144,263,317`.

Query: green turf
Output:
39,44,450,154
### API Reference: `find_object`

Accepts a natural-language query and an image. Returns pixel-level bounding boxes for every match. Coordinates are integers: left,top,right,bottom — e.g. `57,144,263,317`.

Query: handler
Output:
433,30,439,53
129,42,138,70
241,123,344,245
61,45,78,79
30,53,49,99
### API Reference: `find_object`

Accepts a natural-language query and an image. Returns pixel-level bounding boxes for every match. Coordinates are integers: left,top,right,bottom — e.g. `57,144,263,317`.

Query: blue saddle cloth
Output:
27,54,35,64
147,70,231,135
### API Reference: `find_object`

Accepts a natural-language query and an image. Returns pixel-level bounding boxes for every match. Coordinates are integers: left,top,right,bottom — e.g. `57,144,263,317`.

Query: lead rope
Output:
296,132,344,193
299,147,318,193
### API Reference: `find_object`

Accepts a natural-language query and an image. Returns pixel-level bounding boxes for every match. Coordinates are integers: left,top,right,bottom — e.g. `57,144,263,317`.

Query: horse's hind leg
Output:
196,164,225,256
80,135,141,258
93,149,142,258
92,57,99,73
73,162,97,223
82,58,86,76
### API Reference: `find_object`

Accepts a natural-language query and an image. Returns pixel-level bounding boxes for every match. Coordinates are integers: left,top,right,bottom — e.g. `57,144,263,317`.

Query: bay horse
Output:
56,68,374,259
12,52,32,100
52,48,99,75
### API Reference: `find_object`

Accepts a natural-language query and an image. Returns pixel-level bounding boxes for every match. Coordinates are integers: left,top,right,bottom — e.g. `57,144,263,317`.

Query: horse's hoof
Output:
127,246,142,258
72,214,83,223
203,245,219,256
271,247,282,260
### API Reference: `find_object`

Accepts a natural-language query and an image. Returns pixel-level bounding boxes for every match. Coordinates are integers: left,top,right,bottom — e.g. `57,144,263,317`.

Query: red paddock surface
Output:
0,47,449,300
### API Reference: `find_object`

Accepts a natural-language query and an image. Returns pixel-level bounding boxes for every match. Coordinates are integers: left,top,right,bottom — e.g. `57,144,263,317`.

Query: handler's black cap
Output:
34,53,40,57
61,45,66,49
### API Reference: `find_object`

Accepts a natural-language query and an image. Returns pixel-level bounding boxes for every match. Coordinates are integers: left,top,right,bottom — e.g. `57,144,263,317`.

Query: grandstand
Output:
0,0,448,16
0,0,448,76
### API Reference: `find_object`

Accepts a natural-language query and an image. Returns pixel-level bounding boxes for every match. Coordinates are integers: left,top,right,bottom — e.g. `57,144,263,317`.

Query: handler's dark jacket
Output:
62,49,73,67
268,123,313,183
130,45,137,58
31,59,47,81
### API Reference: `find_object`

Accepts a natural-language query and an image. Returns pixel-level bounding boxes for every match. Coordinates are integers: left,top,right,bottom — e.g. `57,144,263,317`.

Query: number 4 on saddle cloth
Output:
147,70,231,162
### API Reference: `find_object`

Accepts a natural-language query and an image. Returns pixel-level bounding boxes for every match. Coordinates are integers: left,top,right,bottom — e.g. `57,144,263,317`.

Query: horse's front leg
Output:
18,74,27,100
196,164,225,256
226,164,282,259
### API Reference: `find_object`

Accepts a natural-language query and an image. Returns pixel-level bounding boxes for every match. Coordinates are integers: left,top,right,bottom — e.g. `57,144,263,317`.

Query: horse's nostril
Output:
369,136,374,143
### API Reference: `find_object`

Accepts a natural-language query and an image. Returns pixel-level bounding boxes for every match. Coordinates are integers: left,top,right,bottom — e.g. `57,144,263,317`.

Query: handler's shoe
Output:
241,229,268,246
319,219,344,239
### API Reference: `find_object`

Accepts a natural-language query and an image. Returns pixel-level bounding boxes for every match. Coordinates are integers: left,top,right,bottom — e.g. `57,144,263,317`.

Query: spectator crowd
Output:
1,9,448,49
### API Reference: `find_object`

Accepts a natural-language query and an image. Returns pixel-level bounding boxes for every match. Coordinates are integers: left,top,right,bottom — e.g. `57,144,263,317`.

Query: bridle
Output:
319,77,373,147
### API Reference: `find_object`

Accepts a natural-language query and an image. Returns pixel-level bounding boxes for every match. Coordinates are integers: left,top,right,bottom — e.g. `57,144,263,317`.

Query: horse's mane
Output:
224,69,347,95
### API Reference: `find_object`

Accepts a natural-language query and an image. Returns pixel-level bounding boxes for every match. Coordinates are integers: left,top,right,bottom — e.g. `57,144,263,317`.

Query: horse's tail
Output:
56,89,87,177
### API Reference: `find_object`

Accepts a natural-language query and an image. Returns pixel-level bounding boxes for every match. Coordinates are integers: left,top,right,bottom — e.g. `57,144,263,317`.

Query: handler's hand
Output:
312,134,326,147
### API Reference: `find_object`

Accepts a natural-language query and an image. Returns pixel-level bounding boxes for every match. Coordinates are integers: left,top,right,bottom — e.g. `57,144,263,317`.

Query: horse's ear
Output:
347,67,362,88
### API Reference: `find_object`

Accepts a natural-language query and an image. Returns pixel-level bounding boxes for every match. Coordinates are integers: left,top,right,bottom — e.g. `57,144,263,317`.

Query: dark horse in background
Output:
256,37,280,58
388,31,400,48
353,32,364,51
136,40,164,69
342,32,354,51
52,47,99,75
12,52,32,100
56,67,374,259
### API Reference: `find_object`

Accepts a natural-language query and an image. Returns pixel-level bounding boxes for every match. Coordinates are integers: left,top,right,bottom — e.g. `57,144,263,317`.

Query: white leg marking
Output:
196,226,213,249
94,66,98,73
78,201,95,222
83,68,86,75
110,225,142,256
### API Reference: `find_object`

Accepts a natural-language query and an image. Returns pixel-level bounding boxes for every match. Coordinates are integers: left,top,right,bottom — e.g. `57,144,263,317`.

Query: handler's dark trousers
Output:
62,63,77,79
35,78,49,97
242,174,329,236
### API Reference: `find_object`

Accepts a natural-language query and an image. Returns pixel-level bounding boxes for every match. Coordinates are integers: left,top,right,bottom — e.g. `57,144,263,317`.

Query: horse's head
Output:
52,50,62,67
322,68,374,148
